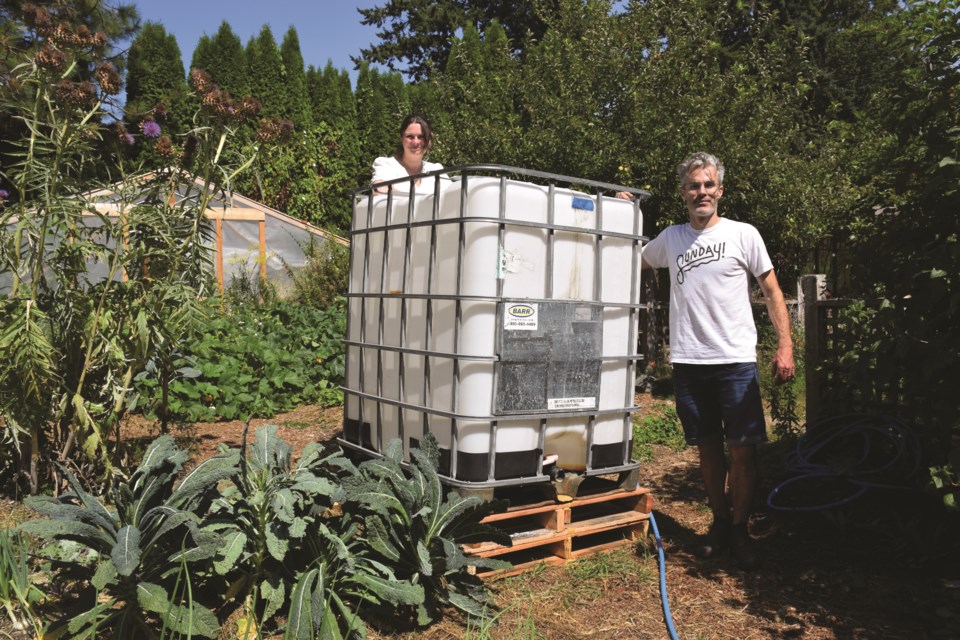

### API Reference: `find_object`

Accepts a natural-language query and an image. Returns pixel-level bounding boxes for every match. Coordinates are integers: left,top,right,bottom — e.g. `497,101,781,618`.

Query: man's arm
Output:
755,269,795,383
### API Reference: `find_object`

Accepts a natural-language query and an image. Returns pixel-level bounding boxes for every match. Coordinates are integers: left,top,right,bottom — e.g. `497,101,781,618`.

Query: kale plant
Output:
208,424,354,632
345,435,511,626
17,436,238,638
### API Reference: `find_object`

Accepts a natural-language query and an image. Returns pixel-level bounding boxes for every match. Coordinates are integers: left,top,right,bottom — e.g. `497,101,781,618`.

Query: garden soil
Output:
3,393,957,639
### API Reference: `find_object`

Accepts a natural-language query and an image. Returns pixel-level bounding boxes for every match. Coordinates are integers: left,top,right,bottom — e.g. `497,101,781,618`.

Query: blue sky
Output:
126,0,386,83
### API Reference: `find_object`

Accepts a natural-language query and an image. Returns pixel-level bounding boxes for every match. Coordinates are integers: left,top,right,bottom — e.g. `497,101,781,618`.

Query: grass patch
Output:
464,602,541,639
562,547,656,605
632,405,686,461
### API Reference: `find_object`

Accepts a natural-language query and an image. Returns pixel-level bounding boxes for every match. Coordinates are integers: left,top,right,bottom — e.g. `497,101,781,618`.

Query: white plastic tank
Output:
343,168,644,485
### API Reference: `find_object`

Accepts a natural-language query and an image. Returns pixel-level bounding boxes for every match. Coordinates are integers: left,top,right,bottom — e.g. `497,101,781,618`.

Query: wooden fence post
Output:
801,274,827,422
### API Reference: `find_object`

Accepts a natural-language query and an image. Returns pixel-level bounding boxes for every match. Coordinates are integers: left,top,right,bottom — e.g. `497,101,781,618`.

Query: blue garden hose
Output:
649,511,681,640
767,414,922,512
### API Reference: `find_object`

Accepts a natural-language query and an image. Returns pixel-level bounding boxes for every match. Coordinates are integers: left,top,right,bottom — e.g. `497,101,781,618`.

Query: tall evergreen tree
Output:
306,63,333,126
435,21,519,165
304,61,364,196
354,63,410,171
203,21,248,97
245,25,286,118
305,65,324,120
190,34,213,74
308,61,355,130
280,26,312,126
125,22,190,133
335,68,357,128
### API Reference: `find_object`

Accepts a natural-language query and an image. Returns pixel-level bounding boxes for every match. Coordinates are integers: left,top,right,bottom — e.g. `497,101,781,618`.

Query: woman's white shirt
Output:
372,156,445,194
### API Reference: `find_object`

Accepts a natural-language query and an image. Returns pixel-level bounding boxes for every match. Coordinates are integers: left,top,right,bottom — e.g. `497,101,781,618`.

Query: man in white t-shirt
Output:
632,152,794,569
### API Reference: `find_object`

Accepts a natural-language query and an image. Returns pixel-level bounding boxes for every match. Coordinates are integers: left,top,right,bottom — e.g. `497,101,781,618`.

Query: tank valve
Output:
551,470,585,503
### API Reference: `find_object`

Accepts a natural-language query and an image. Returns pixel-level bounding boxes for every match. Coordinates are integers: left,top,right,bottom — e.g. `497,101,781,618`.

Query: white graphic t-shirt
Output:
642,218,773,364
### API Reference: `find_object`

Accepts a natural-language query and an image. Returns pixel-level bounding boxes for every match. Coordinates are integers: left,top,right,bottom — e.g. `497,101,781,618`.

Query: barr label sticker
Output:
548,397,596,411
504,303,538,331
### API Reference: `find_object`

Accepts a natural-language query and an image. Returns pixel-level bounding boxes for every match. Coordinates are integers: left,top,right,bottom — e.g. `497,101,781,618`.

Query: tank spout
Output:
551,470,586,503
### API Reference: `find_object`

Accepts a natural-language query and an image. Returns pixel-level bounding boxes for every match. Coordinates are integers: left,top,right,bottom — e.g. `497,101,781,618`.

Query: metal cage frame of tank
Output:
339,164,650,491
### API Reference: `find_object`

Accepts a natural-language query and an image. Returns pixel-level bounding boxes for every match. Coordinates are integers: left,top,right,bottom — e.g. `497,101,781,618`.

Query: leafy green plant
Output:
131,299,346,421
0,528,44,635
17,436,239,638
284,237,350,309
283,519,423,639
225,255,279,308
930,463,960,512
757,321,805,439
236,120,358,233
632,406,686,462
345,435,511,627
822,289,958,506
207,424,354,633
768,376,803,439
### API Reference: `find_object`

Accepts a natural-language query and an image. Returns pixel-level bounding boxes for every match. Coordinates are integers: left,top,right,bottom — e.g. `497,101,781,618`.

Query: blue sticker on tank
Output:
571,196,594,211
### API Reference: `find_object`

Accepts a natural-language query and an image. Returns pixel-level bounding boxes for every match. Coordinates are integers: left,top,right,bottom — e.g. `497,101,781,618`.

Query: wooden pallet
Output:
465,485,654,580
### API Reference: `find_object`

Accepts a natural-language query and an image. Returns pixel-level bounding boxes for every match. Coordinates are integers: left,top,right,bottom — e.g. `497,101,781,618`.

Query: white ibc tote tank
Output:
341,166,648,490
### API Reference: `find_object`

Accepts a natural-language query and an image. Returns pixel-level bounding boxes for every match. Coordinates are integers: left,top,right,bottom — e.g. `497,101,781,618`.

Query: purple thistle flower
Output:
142,120,161,138
123,133,135,146
0,189,8,200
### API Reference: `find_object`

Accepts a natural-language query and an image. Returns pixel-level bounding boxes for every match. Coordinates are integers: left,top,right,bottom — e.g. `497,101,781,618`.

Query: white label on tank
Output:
504,303,538,330
548,397,597,410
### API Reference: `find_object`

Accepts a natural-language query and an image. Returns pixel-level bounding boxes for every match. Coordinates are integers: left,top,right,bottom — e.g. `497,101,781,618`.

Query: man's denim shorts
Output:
672,362,767,446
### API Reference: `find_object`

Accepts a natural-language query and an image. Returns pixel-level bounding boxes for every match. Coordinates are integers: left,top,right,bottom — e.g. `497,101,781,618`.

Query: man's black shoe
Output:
696,517,730,559
730,522,760,570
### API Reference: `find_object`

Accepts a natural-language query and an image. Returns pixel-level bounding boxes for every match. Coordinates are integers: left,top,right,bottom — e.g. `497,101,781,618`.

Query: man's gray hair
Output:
677,152,725,186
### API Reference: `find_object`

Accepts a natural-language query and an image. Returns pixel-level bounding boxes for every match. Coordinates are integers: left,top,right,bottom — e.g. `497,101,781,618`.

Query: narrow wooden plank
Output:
258,219,267,282
568,538,637,560
468,529,559,557
480,486,654,523
566,511,648,537
481,502,563,523
215,218,224,293
568,486,653,508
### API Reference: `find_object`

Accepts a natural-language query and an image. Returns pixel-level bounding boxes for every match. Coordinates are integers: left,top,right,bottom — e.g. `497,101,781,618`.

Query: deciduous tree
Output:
357,0,554,81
